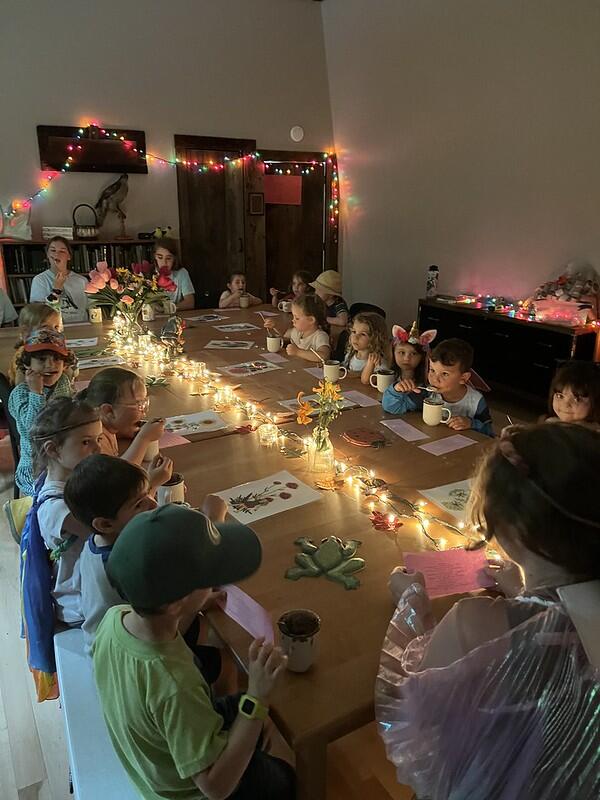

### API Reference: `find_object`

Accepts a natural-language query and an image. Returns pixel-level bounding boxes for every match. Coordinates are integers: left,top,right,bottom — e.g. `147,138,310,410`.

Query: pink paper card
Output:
262,352,287,363
418,434,476,455
304,366,323,378
74,380,90,392
158,431,191,449
404,548,495,598
217,584,274,643
381,418,429,441
343,390,380,408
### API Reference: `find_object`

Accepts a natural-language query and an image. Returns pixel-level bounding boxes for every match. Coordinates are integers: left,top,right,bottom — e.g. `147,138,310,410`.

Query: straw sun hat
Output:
309,270,342,296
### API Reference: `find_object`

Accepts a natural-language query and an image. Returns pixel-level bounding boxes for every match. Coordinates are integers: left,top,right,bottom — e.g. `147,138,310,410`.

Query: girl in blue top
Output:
8,328,75,495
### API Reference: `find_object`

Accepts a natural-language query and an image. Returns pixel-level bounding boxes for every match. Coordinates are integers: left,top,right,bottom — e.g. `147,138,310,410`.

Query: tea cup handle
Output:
338,366,347,380
441,408,452,423
369,373,378,387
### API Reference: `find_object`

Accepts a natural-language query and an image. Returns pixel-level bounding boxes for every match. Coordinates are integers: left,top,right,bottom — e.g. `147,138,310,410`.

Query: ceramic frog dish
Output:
285,536,365,589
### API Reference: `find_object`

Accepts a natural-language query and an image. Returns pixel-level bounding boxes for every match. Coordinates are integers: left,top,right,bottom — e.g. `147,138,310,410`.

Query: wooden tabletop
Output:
2,307,492,800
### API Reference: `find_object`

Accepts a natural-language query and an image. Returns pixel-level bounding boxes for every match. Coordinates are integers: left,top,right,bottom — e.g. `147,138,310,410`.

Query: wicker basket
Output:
72,204,99,240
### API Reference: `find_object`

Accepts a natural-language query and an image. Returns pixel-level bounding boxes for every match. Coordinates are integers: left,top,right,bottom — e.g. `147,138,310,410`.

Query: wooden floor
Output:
0,394,537,799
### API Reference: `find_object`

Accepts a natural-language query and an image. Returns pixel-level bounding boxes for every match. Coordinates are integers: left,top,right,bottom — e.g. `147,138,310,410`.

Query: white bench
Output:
54,628,139,800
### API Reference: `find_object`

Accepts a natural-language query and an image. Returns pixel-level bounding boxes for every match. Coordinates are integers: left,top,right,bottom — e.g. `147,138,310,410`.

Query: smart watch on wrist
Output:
238,693,269,721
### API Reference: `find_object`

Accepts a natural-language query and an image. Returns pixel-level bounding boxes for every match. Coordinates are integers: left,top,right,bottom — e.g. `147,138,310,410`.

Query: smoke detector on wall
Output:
290,125,305,142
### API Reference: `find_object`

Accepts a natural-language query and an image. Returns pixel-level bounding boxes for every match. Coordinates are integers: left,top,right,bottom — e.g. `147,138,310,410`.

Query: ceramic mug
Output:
142,303,155,322
323,360,347,382
266,335,282,353
239,294,250,309
278,300,292,313
144,439,160,461
88,307,103,324
369,369,395,393
163,299,177,315
422,398,452,426
277,609,321,673
157,472,186,505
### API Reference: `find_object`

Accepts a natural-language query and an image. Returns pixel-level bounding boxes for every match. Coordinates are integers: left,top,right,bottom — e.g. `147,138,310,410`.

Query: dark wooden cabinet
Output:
418,299,599,400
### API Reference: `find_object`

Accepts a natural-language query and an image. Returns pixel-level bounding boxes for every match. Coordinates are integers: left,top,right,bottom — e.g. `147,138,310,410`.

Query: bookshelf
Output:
0,239,155,307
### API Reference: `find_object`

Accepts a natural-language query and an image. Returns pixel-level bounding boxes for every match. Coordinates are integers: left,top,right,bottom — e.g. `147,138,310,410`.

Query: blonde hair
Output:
346,312,390,361
18,303,60,337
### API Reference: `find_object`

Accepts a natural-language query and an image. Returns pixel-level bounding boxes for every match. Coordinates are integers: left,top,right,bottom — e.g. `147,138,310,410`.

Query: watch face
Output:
241,697,256,716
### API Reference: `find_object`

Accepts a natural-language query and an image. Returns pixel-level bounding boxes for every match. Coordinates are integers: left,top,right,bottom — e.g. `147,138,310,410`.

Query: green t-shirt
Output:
93,605,227,800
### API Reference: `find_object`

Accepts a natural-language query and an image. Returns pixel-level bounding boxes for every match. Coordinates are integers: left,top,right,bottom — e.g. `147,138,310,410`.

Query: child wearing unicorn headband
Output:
391,321,436,386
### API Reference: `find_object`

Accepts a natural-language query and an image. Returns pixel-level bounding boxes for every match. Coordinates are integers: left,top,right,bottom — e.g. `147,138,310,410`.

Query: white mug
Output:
266,335,282,353
369,369,395,393
422,398,452,426
142,303,155,322
278,300,292,313
88,307,103,324
239,294,250,309
323,360,347,382
163,299,177,315
144,439,160,461
277,609,321,673
157,472,186,505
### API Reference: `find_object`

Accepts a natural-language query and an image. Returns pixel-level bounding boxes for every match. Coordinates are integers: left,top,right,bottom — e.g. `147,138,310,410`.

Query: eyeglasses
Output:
116,398,150,412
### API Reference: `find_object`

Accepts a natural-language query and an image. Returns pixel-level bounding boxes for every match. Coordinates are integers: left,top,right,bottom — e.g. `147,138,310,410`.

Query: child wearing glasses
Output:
78,368,171,491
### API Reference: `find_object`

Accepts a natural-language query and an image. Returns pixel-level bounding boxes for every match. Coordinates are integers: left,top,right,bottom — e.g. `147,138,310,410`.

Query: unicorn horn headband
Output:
392,321,437,348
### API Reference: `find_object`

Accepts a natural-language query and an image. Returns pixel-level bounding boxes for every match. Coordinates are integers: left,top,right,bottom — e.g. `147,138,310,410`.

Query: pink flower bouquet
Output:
85,261,167,322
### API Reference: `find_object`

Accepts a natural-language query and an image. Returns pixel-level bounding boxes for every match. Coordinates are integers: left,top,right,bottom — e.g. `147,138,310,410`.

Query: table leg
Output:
295,737,327,800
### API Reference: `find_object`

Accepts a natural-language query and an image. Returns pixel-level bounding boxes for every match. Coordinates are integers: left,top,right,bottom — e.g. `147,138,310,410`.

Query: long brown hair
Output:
547,361,600,424
78,367,144,407
153,238,180,271
468,423,600,579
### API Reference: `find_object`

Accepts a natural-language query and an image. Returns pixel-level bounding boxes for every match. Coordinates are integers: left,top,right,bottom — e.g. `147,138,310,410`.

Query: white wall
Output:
321,0,600,323
1,0,332,238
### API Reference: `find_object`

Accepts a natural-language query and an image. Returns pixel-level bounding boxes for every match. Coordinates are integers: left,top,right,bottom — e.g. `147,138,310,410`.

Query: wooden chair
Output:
0,371,20,498
3,496,33,545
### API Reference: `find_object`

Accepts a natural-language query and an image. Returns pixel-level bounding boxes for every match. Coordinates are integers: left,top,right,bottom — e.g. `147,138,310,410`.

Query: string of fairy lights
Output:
7,122,339,228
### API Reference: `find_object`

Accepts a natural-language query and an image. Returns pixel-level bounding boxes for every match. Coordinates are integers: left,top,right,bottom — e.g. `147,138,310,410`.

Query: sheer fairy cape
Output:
375,585,600,800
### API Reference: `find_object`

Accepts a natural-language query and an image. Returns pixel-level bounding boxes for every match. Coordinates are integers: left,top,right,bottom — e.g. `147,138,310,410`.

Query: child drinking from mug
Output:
219,272,262,308
383,338,494,437
545,361,600,425
153,238,195,311
65,454,234,696
8,303,63,385
391,322,436,385
9,328,75,495
78,368,171,490
264,294,331,362
344,312,392,385
269,269,313,307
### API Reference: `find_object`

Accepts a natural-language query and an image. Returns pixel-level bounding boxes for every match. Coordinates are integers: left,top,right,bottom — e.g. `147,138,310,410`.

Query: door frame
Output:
174,135,266,299
260,149,339,273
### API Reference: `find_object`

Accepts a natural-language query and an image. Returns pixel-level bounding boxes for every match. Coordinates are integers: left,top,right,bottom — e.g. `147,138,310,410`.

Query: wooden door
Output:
175,135,264,308
262,151,329,294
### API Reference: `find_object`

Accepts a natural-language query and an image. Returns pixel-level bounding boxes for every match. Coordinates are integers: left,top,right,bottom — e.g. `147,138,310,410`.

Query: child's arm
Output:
248,294,263,306
287,342,331,362
382,383,422,415
219,290,240,309
269,288,279,307
121,419,165,465
146,453,173,493
360,352,380,385
447,398,494,438
327,310,348,328
193,639,287,799
177,294,195,311
8,379,46,431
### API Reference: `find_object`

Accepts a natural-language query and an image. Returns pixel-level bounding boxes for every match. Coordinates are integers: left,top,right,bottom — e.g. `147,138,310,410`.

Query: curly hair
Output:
292,293,329,332
346,312,390,362
16,347,76,372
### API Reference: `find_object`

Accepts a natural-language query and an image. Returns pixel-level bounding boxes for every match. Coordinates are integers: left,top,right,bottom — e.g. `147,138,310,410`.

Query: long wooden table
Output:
1,307,492,800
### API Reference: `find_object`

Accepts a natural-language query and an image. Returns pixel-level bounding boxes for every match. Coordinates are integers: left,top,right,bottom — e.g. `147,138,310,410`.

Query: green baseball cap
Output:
106,504,262,608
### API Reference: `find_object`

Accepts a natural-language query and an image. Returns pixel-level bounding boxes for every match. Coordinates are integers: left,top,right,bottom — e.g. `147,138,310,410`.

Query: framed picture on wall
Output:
248,192,264,215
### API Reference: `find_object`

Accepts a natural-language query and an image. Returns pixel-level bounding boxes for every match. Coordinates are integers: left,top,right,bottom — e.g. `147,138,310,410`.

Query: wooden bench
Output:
54,628,138,800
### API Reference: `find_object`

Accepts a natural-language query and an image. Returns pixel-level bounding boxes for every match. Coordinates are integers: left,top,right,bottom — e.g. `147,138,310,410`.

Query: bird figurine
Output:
95,173,129,235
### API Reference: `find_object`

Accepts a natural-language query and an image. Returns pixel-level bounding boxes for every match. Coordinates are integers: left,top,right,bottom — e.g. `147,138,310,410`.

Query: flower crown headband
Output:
392,321,437,349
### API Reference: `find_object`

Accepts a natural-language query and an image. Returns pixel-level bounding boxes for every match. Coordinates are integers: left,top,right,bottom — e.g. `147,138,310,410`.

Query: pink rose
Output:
85,284,99,294
121,295,134,305
96,260,109,273
109,278,119,290
116,283,124,293
88,269,107,288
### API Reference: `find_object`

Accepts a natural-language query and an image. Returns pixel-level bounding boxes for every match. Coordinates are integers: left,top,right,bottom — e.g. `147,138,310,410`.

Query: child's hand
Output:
367,352,380,369
139,417,165,442
393,378,419,393
200,588,227,610
263,319,276,330
247,638,287,702
147,454,173,487
389,566,426,605
447,416,471,431
201,494,227,523
486,559,523,597
286,343,299,357
269,287,279,298
25,368,44,395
